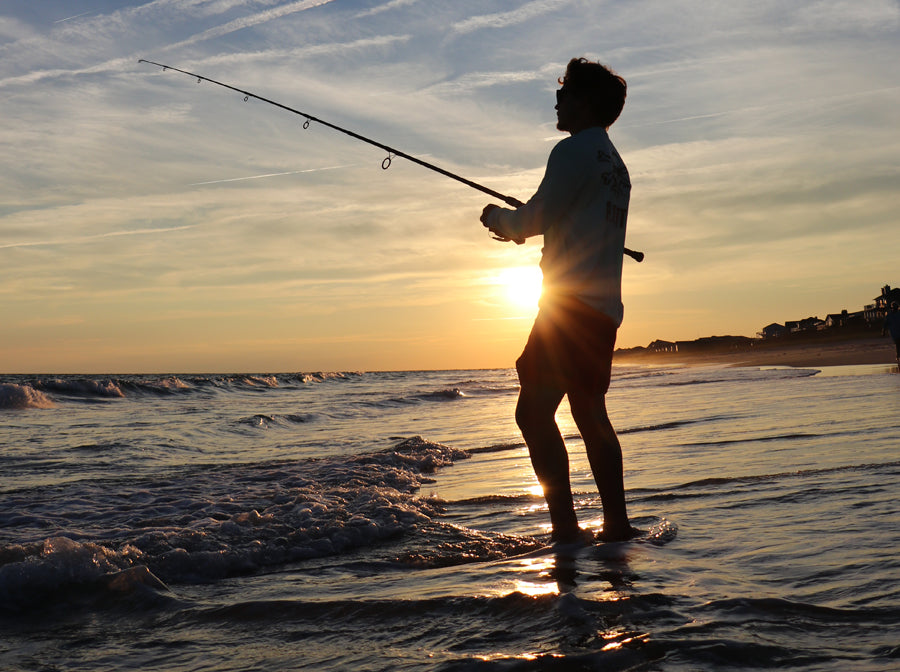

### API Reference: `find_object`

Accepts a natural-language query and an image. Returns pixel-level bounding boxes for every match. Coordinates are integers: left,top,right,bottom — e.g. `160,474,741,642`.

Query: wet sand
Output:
615,336,898,368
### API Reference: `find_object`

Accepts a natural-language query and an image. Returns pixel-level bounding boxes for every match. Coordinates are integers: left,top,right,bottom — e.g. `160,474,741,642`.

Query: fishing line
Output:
137,59,644,262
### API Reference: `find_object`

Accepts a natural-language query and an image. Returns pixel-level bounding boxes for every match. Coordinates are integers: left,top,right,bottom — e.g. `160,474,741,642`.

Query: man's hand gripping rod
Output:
138,59,644,263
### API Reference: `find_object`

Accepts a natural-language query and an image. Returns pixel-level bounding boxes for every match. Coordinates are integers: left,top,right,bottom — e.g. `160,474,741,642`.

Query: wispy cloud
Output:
422,63,562,96
356,0,421,18
190,34,412,68
159,0,338,51
452,0,575,34
0,0,341,88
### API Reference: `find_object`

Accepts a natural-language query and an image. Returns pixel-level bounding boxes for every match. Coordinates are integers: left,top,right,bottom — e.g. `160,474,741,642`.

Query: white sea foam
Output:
0,537,149,609
0,437,470,606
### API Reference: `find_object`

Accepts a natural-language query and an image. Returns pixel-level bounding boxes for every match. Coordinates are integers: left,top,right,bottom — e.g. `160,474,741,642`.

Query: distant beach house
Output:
874,285,900,311
824,310,857,328
863,286,898,321
825,313,843,328
798,317,824,331
759,284,896,340
759,323,788,339
758,318,820,339
648,339,678,353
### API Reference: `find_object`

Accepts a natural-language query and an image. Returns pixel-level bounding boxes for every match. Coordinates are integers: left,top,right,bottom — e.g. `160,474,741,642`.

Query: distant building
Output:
864,286,899,322
825,310,869,329
875,285,900,312
825,310,866,328
798,317,824,331
759,323,787,339
783,317,823,333
825,312,846,328
648,339,677,353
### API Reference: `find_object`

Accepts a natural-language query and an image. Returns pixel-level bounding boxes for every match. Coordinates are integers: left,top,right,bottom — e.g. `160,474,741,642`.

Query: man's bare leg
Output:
568,390,635,541
515,384,583,543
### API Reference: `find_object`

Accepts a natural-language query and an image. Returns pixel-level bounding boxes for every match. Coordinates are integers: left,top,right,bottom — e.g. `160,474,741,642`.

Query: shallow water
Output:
2,365,898,670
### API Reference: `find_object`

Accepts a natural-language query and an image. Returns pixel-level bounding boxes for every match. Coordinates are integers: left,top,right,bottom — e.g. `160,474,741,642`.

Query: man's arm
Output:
480,139,578,243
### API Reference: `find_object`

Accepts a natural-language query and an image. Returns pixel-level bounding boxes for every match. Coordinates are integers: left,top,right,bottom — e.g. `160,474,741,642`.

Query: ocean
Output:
1,364,898,671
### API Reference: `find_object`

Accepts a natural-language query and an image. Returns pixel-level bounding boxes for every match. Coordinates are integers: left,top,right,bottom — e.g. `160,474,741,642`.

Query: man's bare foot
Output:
595,524,643,543
551,526,595,547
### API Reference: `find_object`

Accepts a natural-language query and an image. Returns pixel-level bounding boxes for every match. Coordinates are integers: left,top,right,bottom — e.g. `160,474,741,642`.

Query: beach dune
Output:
616,336,896,368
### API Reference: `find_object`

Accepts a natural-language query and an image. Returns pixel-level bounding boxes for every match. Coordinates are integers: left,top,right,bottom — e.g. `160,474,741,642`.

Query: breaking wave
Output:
0,383,55,410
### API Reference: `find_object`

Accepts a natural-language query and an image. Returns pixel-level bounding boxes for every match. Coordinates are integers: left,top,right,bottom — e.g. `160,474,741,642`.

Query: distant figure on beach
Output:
884,302,900,367
480,58,636,544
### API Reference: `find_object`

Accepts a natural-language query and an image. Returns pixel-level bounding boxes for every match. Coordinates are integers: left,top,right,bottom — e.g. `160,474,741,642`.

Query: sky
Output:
1,0,898,373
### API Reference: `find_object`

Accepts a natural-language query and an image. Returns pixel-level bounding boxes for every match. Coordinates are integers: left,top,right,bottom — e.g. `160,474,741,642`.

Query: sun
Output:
497,266,543,309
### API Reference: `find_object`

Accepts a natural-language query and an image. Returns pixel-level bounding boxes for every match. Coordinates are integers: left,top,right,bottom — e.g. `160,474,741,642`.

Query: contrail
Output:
0,225,197,250
189,164,353,186
54,10,96,24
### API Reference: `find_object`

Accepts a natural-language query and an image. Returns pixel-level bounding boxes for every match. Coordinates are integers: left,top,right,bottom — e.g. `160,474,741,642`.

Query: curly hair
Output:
558,58,627,128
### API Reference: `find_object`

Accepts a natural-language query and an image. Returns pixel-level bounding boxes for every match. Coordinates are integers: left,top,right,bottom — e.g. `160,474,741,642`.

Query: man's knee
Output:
515,398,543,435
515,387,563,436
567,389,610,425
514,401,530,433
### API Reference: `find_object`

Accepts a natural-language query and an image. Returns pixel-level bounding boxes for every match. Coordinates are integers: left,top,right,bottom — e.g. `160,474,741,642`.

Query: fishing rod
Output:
137,59,644,263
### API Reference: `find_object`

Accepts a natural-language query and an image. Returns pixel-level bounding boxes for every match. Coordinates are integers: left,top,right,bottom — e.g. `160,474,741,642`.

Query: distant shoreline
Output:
614,334,897,368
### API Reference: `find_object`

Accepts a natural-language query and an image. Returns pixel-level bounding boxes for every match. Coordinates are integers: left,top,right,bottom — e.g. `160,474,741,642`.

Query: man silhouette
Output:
481,58,636,544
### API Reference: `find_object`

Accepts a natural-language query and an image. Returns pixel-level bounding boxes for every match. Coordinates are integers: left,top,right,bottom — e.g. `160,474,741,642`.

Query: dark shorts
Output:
516,296,618,395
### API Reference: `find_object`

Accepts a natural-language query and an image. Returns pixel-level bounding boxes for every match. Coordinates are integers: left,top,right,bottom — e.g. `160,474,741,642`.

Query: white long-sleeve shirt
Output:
486,126,630,326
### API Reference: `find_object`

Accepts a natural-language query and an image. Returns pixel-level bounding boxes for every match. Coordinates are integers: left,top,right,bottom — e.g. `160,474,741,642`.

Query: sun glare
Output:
498,266,543,309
